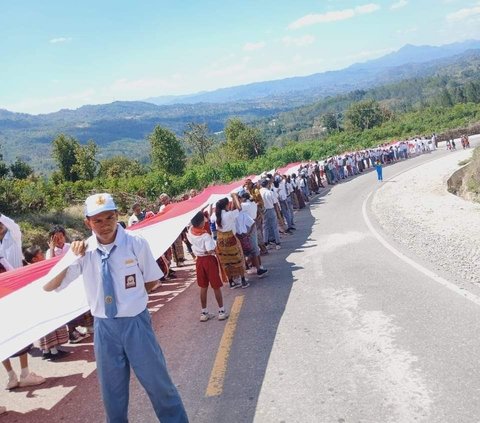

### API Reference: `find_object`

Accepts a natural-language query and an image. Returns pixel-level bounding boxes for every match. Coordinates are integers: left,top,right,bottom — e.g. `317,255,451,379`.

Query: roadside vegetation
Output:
1,91,480,246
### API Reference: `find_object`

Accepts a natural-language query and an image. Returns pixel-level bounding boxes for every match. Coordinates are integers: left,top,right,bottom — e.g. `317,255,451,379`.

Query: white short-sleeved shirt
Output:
58,225,163,318
128,214,139,227
260,187,275,209
242,201,257,220
278,181,288,201
0,214,23,269
215,209,239,234
46,243,71,259
235,210,255,235
186,230,216,257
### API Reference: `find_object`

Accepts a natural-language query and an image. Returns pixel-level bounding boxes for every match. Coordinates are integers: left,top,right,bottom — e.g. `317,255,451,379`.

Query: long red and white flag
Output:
0,163,303,361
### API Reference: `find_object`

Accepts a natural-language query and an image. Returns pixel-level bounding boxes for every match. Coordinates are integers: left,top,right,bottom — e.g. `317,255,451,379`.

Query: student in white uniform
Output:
44,193,188,423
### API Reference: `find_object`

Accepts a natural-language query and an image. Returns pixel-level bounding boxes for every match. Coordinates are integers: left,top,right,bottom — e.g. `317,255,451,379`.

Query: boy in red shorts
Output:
187,211,228,322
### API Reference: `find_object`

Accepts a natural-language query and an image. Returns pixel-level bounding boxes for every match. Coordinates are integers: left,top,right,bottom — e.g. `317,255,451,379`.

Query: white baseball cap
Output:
84,193,117,217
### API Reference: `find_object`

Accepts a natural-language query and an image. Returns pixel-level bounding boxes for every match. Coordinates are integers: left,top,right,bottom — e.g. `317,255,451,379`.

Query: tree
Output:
437,88,453,107
224,118,266,160
184,123,214,164
72,140,98,181
0,147,8,179
98,156,145,179
52,134,80,181
322,113,342,133
149,125,185,175
345,99,390,132
10,158,33,179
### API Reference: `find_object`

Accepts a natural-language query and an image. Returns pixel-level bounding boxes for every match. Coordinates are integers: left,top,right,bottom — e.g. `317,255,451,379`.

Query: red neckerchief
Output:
190,226,208,236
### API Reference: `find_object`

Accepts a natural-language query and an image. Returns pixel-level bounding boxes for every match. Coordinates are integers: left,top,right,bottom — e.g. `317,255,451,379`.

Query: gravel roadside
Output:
371,138,480,293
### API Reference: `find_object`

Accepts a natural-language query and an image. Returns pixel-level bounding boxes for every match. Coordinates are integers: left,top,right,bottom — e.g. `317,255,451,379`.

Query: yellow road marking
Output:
205,295,245,397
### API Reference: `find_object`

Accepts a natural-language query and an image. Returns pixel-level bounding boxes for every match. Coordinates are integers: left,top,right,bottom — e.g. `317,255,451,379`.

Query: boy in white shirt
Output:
44,193,187,423
187,211,228,322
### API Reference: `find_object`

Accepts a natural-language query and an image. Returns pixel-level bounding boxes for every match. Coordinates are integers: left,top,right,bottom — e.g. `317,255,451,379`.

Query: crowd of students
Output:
0,135,439,417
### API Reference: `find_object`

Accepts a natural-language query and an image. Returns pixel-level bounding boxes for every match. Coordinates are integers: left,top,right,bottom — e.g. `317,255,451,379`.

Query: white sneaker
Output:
6,373,18,390
200,312,211,322
218,311,229,321
0,406,6,414
19,372,46,388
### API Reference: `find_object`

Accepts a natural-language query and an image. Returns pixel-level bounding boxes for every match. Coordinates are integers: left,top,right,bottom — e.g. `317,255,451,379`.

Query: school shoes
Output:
257,268,268,278
200,312,214,322
19,372,45,388
48,350,70,361
6,374,19,390
218,311,229,321
69,330,90,344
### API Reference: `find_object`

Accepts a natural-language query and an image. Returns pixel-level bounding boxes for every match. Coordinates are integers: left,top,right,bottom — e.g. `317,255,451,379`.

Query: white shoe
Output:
19,372,46,388
218,311,229,321
6,373,18,390
200,312,212,322
0,406,6,414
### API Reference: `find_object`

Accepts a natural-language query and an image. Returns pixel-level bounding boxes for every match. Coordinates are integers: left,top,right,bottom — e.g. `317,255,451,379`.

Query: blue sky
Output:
1,0,480,114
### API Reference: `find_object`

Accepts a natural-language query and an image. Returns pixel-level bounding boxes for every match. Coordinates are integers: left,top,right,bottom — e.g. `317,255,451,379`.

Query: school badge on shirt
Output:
125,274,136,289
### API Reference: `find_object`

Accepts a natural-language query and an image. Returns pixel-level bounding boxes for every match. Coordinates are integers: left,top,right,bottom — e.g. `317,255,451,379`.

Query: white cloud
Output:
446,3,480,22
282,35,315,47
391,0,408,10
49,37,72,44
288,3,380,29
243,41,266,52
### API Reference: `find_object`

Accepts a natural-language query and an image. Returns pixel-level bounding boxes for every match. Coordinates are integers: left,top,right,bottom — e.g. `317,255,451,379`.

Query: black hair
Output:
240,191,251,201
24,245,42,264
215,198,229,228
49,225,66,238
191,211,205,228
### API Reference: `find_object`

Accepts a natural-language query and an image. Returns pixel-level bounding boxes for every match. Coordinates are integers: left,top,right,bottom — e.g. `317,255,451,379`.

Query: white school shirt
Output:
242,201,257,220
215,209,239,234
186,230,216,257
58,224,163,318
235,210,255,235
46,243,71,259
0,214,23,269
285,181,294,196
271,188,280,205
259,187,275,210
128,213,139,227
278,180,288,201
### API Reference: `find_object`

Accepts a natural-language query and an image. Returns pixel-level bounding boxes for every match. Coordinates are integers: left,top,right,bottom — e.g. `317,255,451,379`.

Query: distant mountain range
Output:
145,39,480,105
1,39,480,171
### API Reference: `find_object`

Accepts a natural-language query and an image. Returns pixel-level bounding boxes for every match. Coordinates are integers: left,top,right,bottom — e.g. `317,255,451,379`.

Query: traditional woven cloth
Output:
36,326,69,350
216,230,245,279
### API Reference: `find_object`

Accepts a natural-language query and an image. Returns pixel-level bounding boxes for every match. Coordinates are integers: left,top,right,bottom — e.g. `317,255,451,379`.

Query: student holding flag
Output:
43,193,188,423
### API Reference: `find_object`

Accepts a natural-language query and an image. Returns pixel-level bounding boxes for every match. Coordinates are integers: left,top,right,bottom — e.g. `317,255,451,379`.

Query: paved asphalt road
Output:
2,144,480,423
